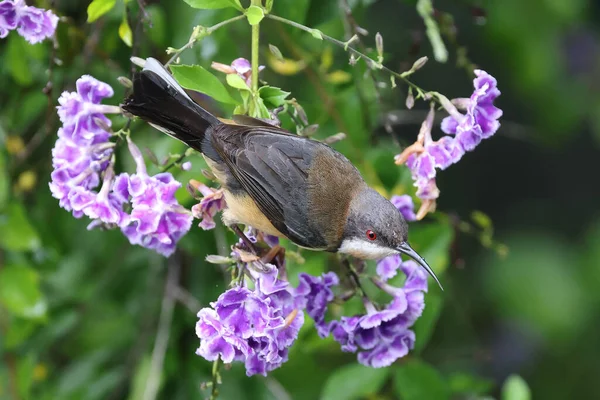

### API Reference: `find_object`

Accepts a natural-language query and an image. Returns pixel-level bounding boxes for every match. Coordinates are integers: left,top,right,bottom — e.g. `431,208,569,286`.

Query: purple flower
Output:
0,0,58,43
390,195,416,222
441,70,502,150
211,57,265,87
295,272,339,337
329,260,428,368
50,76,119,218
196,264,304,376
118,139,193,257
191,183,226,230
376,254,401,281
0,1,17,38
57,75,119,145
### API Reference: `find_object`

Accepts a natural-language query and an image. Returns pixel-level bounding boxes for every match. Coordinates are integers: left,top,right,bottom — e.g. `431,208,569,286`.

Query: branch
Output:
142,254,181,400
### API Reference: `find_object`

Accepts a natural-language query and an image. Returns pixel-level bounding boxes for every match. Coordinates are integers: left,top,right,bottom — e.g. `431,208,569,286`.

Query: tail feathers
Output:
122,58,221,153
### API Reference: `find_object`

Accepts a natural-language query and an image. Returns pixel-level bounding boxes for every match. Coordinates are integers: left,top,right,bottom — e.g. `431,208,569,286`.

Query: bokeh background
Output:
1,0,599,399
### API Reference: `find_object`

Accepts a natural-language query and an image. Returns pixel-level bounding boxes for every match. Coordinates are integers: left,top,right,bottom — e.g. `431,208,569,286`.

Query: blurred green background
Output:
1,0,599,399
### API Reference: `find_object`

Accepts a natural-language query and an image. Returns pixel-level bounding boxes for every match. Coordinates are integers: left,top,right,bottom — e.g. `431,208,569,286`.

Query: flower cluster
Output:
0,0,57,43
190,181,226,230
50,75,192,257
330,260,427,368
395,70,502,218
196,263,305,376
50,76,120,220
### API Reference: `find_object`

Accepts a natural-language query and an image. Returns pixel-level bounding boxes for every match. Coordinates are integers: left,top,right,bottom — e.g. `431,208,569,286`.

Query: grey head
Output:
338,187,443,289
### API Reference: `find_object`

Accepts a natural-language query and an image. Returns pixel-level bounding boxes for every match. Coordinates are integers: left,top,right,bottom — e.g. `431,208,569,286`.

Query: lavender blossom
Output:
396,70,501,208
118,139,193,257
295,272,339,337
195,263,303,376
390,194,416,222
330,260,428,368
212,57,265,87
191,183,226,230
0,0,58,43
50,76,119,218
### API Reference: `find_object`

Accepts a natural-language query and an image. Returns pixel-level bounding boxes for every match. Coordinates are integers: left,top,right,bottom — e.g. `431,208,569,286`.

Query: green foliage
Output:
0,264,46,319
0,202,40,251
183,0,243,11
394,359,450,400
87,0,117,23
171,64,239,104
245,5,265,26
321,364,390,400
502,375,531,400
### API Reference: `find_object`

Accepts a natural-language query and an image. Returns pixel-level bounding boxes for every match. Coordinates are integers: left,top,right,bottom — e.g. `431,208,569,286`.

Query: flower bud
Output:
181,161,192,171
269,44,284,62
375,32,384,60
117,76,133,88
405,88,415,109
323,132,346,145
411,56,428,72
130,56,146,68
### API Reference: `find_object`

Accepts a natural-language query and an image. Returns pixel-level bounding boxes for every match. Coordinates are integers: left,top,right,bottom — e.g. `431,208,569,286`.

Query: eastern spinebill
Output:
122,57,442,289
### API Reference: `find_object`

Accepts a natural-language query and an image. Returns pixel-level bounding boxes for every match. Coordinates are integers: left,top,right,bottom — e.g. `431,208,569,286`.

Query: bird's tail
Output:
121,58,221,153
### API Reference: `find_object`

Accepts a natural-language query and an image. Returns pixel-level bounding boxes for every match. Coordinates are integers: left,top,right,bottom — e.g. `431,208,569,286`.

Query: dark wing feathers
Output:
211,124,327,248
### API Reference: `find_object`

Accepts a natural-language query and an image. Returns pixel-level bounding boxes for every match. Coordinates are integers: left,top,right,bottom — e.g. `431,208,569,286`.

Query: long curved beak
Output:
397,242,443,290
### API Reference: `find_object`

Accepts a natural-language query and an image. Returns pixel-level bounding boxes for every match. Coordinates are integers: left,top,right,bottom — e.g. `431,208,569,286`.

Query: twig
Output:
142,254,181,400
166,15,246,66
210,357,222,400
173,286,202,313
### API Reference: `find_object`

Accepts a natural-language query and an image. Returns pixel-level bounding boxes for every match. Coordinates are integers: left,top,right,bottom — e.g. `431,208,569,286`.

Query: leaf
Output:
170,65,238,104
0,202,41,251
0,265,47,320
118,17,133,47
87,0,117,23
407,218,454,276
226,73,251,91
311,29,323,40
448,372,494,396
17,354,35,399
246,5,264,26
412,289,444,353
127,355,163,400
0,151,8,209
416,0,448,62
4,318,37,349
183,0,243,11
502,375,531,400
259,86,290,108
394,359,450,400
7,35,32,85
321,364,390,400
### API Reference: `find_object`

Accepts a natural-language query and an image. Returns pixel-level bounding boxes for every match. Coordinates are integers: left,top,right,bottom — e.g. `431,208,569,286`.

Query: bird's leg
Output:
260,245,287,280
231,225,259,254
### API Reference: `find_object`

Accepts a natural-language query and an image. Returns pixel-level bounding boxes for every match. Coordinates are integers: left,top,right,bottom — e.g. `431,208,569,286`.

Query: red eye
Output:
366,230,377,240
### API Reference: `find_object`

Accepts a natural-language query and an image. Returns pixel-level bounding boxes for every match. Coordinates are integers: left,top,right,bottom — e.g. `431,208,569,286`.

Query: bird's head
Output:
338,188,442,289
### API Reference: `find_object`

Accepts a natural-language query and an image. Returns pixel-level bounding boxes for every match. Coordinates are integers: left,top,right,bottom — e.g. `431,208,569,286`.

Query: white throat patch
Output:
338,239,397,260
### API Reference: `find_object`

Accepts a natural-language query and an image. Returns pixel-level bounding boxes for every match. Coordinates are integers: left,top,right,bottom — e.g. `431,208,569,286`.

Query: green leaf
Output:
321,364,390,400
258,86,290,108
87,0,117,23
226,73,251,91
170,65,238,104
416,0,448,62
412,289,444,353
183,0,243,11
4,318,37,349
310,29,323,40
394,359,450,400
408,218,454,276
249,96,270,119
0,202,40,251
127,355,162,400
118,17,133,47
448,372,495,396
246,5,264,25
0,151,8,210
7,35,32,86
0,265,47,320
502,375,531,400
17,354,35,399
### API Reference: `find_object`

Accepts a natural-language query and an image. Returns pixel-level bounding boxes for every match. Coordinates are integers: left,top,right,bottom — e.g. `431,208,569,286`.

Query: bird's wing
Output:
211,124,327,249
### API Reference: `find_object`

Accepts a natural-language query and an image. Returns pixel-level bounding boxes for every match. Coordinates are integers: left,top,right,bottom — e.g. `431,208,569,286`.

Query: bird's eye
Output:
366,230,377,240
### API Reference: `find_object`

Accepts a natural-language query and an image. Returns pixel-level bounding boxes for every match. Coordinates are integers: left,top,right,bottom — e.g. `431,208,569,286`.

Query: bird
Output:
121,57,442,289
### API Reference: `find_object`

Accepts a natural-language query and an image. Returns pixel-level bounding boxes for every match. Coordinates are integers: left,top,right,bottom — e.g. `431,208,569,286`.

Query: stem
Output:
166,15,246,65
210,357,221,400
250,0,261,93
266,14,432,100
